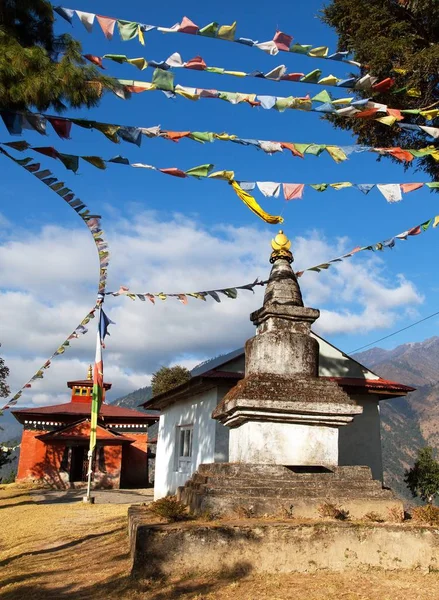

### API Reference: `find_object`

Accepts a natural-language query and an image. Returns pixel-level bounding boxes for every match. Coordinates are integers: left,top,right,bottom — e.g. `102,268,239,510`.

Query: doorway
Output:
69,446,87,482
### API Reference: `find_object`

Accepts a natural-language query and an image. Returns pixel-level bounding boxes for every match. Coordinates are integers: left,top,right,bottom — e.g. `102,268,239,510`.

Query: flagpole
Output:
84,302,103,504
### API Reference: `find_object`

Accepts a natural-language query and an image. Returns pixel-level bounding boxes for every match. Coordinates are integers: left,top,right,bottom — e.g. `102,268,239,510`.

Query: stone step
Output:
190,475,382,490
186,478,383,495
193,484,390,499
190,486,395,500
197,464,373,481
187,481,385,495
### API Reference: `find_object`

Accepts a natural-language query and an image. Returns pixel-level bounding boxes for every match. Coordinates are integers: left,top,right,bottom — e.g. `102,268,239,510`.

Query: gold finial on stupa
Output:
270,230,293,264
87,364,93,380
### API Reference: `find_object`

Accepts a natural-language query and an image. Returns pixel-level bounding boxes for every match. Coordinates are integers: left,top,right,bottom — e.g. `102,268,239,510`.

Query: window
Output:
175,425,193,472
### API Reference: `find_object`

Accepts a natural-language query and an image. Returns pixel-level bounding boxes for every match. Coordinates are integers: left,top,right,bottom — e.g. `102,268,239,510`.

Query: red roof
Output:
12,402,158,423
322,376,415,394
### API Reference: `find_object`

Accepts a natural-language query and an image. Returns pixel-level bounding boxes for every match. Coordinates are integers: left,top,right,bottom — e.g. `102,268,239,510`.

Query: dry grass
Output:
2,486,439,599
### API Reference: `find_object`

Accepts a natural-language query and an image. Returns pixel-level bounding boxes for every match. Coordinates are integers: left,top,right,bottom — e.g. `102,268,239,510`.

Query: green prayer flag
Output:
205,67,225,74
221,288,238,298
426,183,439,189
290,43,312,54
103,54,128,64
82,156,107,170
275,97,293,112
117,20,139,41
152,68,175,91
294,143,312,154
58,153,79,173
190,132,214,143
304,144,325,156
199,22,219,37
421,219,432,231
185,164,214,178
302,69,322,83
310,184,329,192
312,90,332,103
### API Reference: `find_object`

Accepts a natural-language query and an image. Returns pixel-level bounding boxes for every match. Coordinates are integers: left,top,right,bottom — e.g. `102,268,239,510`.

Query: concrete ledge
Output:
129,509,439,577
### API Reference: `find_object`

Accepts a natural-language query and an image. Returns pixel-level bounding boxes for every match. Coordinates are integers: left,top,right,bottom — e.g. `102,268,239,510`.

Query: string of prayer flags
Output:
108,76,434,126
84,51,389,92
54,6,361,67
2,141,283,224
9,140,438,209
1,304,100,410
296,213,439,279
0,144,110,294
106,279,266,304
3,110,439,159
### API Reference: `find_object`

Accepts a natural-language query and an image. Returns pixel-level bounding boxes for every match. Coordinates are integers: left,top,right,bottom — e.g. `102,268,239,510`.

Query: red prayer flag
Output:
84,54,104,69
372,78,395,92
273,30,293,51
48,118,72,139
96,16,116,40
178,16,199,34
283,183,305,200
185,56,207,70
160,167,188,178
401,183,423,193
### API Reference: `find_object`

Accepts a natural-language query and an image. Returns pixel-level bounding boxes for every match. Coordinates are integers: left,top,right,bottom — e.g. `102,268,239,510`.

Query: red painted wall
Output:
120,433,149,488
17,430,68,488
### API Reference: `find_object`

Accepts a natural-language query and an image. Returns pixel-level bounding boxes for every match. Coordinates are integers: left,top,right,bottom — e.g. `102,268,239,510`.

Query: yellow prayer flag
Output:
128,57,147,70
175,89,200,101
217,22,237,40
213,133,237,141
407,88,421,98
421,109,439,120
223,70,246,77
230,180,284,225
318,75,339,86
330,182,353,190
209,170,235,181
433,216,439,228
331,97,353,105
308,46,328,57
326,146,348,163
376,116,397,126
138,26,145,45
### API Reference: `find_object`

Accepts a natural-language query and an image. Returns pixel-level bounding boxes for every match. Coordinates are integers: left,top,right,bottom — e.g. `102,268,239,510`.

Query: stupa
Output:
179,231,403,518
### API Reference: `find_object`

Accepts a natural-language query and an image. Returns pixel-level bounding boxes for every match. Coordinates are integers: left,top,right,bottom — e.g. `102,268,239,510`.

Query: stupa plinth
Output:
213,231,361,467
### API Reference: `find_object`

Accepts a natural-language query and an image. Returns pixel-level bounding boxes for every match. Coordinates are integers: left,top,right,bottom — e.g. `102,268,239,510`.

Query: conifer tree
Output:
405,447,439,504
0,0,115,112
321,0,439,182
151,366,191,397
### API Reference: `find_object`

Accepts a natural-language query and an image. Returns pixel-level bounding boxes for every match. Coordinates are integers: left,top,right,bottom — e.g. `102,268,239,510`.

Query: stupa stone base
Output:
177,463,403,519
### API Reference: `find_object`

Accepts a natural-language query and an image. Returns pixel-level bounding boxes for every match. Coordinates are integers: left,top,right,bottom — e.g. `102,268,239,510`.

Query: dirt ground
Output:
2,486,439,600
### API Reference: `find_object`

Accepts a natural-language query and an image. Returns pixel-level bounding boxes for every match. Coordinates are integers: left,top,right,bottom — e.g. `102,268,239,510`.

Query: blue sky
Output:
0,0,438,405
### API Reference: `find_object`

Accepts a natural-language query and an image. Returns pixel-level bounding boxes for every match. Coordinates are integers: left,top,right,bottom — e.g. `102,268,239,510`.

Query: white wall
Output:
229,421,339,465
154,388,219,499
338,394,383,480
313,334,380,380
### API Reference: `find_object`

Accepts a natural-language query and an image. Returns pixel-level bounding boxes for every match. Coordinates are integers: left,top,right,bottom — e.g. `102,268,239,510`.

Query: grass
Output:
2,486,439,599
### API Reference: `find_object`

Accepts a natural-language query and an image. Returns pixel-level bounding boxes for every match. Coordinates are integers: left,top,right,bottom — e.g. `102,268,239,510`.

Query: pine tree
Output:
0,0,116,112
0,344,9,400
405,447,439,504
321,0,439,182
151,366,191,397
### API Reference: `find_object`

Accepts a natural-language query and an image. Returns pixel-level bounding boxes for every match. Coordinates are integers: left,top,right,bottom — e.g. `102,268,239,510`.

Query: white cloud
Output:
0,212,424,407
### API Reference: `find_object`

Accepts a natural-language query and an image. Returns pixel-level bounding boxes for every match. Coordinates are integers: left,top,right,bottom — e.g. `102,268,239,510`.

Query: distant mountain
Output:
355,336,439,501
111,386,152,410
